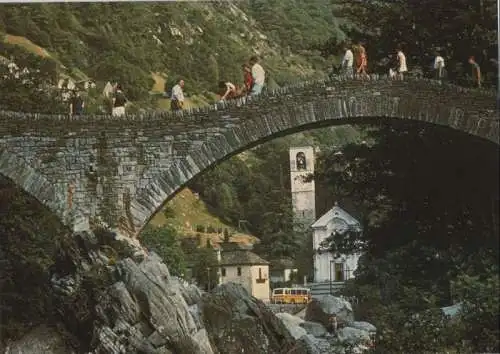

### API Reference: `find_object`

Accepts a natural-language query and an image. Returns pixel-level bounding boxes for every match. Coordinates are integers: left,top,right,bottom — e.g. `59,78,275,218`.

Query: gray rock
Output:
337,326,371,346
201,282,297,354
5,325,75,354
300,321,327,337
276,312,307,339
89,251,214,353
293,334,339,354
346,321,376,333
305,295,354,327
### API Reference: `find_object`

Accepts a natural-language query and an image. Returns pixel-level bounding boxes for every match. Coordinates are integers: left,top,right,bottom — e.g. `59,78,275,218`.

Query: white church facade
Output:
311,204,363,283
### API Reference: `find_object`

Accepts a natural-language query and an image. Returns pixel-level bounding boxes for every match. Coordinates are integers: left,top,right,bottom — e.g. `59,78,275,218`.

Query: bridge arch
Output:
130,78,498,235
0,147,62,212
0,148,90,231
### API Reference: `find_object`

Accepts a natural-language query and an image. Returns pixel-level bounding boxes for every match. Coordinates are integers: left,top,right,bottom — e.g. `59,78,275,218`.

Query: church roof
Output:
311,204,361,229
220,250,269,266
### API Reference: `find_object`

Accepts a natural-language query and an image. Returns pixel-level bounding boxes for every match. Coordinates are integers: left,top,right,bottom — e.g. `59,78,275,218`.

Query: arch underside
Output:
131,91,499,235
0,148,88,231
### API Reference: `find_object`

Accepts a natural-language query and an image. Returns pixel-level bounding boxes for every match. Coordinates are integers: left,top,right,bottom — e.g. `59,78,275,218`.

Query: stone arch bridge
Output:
0,77,497,237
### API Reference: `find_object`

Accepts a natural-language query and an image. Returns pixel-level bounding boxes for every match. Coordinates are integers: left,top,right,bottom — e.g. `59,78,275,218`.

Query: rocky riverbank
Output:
3,230,376,354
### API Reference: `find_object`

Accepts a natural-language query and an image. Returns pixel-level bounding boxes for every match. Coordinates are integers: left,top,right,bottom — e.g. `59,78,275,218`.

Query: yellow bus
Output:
271,287,311,304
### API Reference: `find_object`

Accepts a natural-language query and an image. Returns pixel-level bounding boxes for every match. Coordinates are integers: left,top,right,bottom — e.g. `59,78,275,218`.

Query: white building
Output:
289,146,316,231
219,244,270,302
311,203,363,283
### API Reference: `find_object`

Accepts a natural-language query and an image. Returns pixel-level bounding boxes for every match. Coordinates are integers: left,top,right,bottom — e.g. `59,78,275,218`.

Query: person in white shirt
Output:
249,56,265,96
396,47,408,80
342,44,354,78
170,79,185,111
434,52,445,80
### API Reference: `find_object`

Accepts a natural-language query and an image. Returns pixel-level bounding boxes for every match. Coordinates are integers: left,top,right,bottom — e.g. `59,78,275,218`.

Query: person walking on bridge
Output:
468,56,481,88
354,41,368,79
396,46,408,80
249,56,265,96
112,84,127,117
342,43,354,78
434,51,445,80
171,79,185,111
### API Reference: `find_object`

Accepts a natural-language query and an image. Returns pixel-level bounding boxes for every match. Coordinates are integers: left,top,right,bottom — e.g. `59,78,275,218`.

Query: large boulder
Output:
90,252,214,354
305,295,354,326
200,283,297,354
346,321,376,333
5,325,75,354
300,321,327,338
275,313,307,339
337,327,371,346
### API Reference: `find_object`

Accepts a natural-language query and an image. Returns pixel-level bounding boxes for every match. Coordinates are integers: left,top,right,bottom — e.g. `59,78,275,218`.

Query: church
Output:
311,204,362,282
289,146,363,285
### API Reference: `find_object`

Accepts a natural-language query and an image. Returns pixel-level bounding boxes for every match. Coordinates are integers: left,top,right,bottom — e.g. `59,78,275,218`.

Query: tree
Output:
331,0,498,85
315,121,498,351
189,247,219,292
140,225,186,277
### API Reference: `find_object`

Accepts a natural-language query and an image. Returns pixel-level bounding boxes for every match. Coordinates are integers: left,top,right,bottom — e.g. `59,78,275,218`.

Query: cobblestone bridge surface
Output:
0,77,497,237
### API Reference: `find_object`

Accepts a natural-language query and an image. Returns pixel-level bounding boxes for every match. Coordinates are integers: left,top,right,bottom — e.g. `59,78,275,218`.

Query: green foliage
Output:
453,270,500,352
318,121,499,352
330,0,498,85
0,2,336,105
187,246,219,291
0,41,66,113
140,225,186,277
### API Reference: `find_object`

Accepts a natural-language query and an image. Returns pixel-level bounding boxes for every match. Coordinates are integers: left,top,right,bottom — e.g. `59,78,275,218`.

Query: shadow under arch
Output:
130,94,499,237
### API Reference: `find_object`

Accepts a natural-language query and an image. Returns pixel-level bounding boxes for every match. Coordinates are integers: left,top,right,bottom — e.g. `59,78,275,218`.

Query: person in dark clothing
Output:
69,90,84,116
112,84,127,116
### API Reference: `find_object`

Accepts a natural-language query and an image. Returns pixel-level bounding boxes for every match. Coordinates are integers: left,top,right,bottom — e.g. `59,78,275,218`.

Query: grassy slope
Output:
149,188,259,246
4,34,51,58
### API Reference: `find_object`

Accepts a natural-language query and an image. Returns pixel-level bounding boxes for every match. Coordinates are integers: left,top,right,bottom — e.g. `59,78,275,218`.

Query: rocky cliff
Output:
3,230,298,353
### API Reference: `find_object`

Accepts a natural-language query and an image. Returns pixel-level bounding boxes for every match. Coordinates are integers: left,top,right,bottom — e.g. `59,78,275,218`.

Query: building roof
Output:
270,258,295,269
311,204,361,229
220,249,269,266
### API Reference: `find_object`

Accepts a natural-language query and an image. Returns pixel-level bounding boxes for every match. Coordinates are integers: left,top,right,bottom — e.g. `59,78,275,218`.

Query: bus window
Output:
273,289,283,295
284,289,290,295
291,289,296,295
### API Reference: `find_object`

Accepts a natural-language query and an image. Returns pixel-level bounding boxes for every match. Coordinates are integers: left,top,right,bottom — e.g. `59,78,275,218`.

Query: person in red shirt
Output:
242,63,253,95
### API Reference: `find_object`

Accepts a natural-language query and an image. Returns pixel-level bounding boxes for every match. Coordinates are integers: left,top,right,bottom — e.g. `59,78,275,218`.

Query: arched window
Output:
296,152,307,170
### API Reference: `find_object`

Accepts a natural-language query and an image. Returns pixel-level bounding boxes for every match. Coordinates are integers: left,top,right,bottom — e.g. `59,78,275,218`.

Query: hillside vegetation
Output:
0,1,343,105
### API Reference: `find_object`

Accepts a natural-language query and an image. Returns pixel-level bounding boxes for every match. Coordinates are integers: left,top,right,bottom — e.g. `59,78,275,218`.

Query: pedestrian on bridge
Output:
468,56,482,88
171,79,185,111
396,46,408,80
342,43,354,78
354,41,369,79
434,51,445,80
112,84,127,117
249,56,266,96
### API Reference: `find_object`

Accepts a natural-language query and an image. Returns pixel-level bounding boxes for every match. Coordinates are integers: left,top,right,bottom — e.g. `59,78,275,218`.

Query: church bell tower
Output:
289,146,316,232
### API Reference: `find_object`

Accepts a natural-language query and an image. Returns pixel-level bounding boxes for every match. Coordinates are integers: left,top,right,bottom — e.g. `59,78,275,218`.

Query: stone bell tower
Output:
289,146,316,232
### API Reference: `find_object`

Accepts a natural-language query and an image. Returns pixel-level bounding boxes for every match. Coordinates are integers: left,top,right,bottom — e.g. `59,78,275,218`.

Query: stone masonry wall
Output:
0,77,497,237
